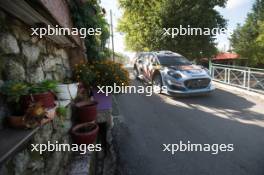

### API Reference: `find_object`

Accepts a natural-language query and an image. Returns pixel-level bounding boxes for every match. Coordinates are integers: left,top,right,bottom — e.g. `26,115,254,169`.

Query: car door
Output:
142,54,152,80
149,54,159,79
136,54,144,75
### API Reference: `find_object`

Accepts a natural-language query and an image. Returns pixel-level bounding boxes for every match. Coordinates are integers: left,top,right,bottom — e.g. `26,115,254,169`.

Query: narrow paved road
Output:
113,80,264,175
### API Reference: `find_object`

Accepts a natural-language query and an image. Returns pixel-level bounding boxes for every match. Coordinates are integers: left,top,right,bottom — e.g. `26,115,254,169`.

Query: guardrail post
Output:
227,68,230,84
224,68,227,83
247,68,251,90
243,70,246,88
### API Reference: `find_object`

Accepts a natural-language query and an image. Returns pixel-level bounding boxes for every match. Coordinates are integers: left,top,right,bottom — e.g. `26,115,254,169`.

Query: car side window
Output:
150,55,158,65
143,54,150,65
137,55,144,64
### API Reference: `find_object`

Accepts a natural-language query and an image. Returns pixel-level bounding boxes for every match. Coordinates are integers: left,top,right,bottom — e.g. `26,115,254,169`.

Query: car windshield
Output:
157,56,192,66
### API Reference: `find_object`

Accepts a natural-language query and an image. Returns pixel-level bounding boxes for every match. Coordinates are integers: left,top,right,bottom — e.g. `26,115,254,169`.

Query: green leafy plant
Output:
118,0,227,59
29,80,58,94
69,0,110,60
74,63,96,88
231,0,264,67
56,106,67,119
56,106,68,127
0,81,29,102
1,80,58,102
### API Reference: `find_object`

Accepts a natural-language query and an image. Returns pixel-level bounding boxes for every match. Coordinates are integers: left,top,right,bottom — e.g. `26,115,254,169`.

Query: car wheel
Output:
152,73,163,94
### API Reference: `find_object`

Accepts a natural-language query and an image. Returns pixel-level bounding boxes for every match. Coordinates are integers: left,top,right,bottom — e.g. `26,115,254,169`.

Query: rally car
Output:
133,51,215,95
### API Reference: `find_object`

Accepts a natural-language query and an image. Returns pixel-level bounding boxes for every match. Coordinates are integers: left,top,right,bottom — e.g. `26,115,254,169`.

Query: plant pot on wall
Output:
21,92,55,110
75,101,98,123
92,89,112,111
56,83,79,100
71,122,99,145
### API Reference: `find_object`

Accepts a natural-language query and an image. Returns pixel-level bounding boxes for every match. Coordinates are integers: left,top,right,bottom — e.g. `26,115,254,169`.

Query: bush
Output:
74,60,130,88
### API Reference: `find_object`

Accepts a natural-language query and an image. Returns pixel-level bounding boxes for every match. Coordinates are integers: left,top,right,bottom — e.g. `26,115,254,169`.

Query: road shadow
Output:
170,89,255,110
163,88,264,123
114,85,264,175
131,78,264,123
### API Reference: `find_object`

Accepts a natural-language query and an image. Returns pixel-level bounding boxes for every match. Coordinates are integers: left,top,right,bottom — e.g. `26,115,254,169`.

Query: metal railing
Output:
210,63,264,94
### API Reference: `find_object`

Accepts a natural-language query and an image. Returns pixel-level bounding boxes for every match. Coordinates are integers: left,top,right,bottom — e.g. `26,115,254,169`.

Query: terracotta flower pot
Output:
75,101,98,123
21,92,55,110
71,122,99,145
8,116,26,129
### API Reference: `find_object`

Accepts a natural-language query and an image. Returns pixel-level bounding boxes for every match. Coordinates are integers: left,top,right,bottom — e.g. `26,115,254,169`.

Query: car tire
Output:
152,73,163,94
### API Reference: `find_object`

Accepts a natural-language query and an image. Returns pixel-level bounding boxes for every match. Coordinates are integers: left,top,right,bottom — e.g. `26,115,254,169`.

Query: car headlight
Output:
167,71,182,79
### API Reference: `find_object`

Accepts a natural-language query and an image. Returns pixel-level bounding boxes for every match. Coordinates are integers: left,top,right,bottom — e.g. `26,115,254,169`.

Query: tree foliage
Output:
231,0,264,66
118,0,227,59
69,0,110,60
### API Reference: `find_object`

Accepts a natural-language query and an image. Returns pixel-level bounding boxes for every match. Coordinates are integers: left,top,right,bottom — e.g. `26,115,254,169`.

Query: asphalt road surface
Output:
112,79,264,175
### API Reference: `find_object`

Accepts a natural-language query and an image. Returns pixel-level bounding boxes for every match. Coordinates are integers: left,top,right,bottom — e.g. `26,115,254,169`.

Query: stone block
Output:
46,151,63,175
27,66,45,83
42,56,61,72
55,48,68,60
5,60,26,81
22,42,40,66
33,123,53,144
10,20,30,42
0,34,20,54
13,150,30,175
37,39,47,54
53,67,66,81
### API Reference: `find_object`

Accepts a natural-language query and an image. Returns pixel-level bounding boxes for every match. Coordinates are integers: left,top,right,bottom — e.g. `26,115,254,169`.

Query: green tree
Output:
231,0,264,66
70,0,110,60
118,0,227,59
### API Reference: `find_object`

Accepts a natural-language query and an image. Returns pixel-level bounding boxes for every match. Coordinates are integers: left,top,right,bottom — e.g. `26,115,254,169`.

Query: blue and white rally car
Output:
133,51,215,95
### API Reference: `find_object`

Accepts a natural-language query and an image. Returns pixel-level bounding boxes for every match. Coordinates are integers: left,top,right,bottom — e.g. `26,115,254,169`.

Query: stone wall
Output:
0,107,72,175
0,9,74,175
0,9,71,129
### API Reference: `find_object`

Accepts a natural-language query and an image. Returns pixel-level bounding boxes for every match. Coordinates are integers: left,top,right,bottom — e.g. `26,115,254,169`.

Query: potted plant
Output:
74,63,98,122
0,81,29,115
21,80,57,110
23,103,48,128
89,60,130,110
71,122,99,145
8,103,49,129
1,81,29,127
1,81,57,128
56,78,79,101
